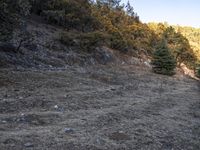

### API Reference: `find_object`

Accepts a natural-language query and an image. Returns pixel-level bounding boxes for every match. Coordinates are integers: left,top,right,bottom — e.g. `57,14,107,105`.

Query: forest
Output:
0,0,200,76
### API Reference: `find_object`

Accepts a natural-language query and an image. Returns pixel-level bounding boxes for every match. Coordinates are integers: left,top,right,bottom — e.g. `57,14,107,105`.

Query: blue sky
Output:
121,0,200,28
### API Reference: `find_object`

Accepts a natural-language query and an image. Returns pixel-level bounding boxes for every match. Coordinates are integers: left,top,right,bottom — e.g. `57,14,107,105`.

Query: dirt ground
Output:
0,65,199,150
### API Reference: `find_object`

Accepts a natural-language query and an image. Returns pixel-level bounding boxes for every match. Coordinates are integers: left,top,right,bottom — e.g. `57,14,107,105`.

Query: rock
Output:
94,47,114,65
54,105,58,109
2,120,7,123
95,137,105,145
2,99,7,102
19,96,23,100
24,142,34,147
144,61,151,67
54,105,64,112
64,128,74,133
118,131,124,133
110,88,116,91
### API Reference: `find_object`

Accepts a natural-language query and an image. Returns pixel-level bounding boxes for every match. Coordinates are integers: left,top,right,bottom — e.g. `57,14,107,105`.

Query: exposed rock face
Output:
94,47,114,65
180,63,199,80
0,18,117,69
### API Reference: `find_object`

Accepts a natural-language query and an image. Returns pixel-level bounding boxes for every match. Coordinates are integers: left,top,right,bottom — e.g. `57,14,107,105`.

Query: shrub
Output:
79,32,107,52
31,0,98,32
60,31,108,52
151,39,176,75
109,31,128,52
61,30,130,53
60,32,78,46
41,10,65,26
30,0,63,14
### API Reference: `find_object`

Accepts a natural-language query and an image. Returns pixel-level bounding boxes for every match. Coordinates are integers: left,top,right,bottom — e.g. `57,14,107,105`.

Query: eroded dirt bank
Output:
0,65,199,150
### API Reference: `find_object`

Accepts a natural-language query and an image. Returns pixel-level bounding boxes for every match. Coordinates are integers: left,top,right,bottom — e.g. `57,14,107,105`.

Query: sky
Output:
121,0,200,28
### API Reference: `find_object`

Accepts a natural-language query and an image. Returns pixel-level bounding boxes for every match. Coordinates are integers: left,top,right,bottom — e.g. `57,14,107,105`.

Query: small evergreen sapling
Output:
151,39,176,75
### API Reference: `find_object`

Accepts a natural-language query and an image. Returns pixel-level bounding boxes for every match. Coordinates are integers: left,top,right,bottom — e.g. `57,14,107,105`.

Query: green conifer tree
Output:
151,39,176,75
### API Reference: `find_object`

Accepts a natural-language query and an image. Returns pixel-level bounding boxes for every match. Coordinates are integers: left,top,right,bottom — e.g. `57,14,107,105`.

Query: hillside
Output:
1,0,200,75
0,0,200,150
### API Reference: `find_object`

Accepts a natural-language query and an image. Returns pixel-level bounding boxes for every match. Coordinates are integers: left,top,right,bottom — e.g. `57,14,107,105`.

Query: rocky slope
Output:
0,16,135,69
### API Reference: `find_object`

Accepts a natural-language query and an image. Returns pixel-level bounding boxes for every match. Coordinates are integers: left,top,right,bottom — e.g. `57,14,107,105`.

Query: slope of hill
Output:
0,1,200,149
1,0,200,77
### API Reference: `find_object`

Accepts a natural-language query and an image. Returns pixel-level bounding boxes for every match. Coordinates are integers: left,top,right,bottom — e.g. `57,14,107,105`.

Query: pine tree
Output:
97,0,121,8
125,0,139,23
151,39,176,75
126,0,134,17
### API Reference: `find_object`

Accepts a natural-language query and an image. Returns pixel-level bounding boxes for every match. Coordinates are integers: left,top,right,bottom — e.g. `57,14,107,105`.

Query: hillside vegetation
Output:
173,26,200,60
0,0,200,76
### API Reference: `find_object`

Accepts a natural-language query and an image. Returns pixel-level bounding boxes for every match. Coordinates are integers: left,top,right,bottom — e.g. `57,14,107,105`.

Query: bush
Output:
41,10,65,26
60,32,78,46
109,31,128,52
79,32,107,52
30,0,63,14
60,31,108,52
31,0,98,32
61,30,130,53
151,39,176,75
